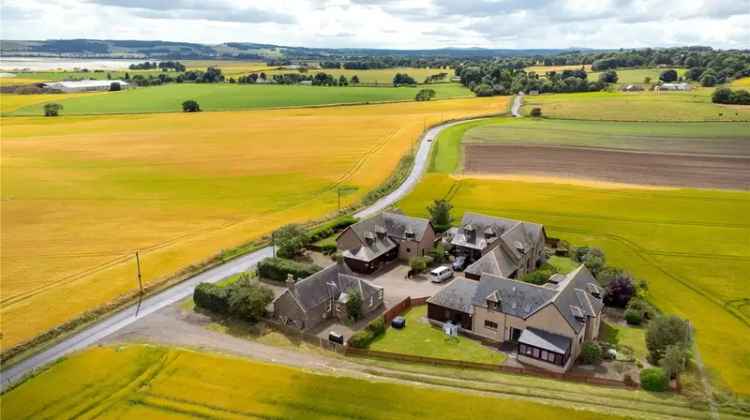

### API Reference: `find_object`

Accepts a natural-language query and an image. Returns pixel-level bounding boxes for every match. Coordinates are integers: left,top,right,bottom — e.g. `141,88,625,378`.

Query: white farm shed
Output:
43,80,129,93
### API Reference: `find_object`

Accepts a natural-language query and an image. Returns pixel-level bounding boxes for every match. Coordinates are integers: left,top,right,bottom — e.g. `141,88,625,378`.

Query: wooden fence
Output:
382,296,429,326
344,347,637,389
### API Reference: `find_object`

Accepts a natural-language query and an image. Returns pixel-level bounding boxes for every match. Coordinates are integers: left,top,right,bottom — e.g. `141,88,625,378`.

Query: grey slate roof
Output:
473,273,557,318
275,263,382,312
429,265,604,334
459,213,546,279
519,327,571,354
342,212,431,262
427,278,478,314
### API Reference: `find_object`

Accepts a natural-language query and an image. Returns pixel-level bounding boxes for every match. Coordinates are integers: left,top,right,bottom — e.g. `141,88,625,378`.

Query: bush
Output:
581,341,602,365
109,82,122,91
431,243,448,264
530,107,542,117
257,257,321,282
624,308,643,325
193,283,229,314
182,100,200,112
598,70,618,84
226,279,274,322
521,271,548,285
627,297,655,321
415,88,436,101
409,256,429,273
306,216,357,243
640,368,669,392
349,317,386,348
427,199,453,233
345,289,363,321
604,276,636,307
712,87,750,105
660,345,689,379
646,315,692,364
659,69,678,83
43,103,63,117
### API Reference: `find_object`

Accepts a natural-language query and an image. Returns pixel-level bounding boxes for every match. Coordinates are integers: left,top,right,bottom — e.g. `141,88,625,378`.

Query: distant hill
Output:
0,39,595,60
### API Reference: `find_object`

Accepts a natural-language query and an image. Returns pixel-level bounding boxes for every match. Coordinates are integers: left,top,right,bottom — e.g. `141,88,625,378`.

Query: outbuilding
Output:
42,80,129,93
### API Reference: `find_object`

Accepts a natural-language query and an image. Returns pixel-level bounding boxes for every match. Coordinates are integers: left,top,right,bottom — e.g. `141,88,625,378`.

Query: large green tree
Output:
273,224,307,259
646,315,691,364
427,199,453,232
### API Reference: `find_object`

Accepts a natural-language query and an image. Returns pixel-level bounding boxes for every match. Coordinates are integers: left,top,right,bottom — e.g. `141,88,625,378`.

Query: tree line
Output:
128,60,187,72
456,64,610,96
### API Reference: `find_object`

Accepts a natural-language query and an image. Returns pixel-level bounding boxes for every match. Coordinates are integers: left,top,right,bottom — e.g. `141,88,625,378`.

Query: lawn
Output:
397,173,750,395
600,321,648,362
0,96,509,354
8,82,473,116
588,68,687,85
521,90,750,122
0,345,626,420
429,117,508,173
462,118,750,155
264,67,457,85
547,256,578,274
370,305,506,364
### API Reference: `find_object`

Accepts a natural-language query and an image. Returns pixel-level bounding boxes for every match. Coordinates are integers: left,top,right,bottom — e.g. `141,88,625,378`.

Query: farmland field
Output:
522,90,750,122
0,345,626,420
264,67,456,85
398,173,750,395
460,118,750,189
732,77,750,88
7,83,472,116
0,92,105,113
0,96,509,353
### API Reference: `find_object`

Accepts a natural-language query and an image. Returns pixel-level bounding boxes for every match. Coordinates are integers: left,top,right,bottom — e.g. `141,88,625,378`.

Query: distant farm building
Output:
657,82,690,91
42,80,129,93
621,84,644,92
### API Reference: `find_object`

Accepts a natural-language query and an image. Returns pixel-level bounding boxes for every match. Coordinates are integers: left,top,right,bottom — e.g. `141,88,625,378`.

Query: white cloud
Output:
0,0,748,49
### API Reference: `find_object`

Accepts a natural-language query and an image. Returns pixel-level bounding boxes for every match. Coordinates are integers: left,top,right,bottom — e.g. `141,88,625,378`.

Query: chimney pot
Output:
286,274,295,290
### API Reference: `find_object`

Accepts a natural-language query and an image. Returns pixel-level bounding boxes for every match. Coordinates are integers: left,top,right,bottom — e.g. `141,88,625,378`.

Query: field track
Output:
464,144,750,190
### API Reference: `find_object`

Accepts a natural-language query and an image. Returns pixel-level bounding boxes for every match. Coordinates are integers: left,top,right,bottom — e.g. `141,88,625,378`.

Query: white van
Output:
430,265,454,283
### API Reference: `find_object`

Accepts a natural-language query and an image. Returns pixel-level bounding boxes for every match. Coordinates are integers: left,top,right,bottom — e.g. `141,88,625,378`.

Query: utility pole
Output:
135,251,143,295
337,188,342,213
272,232,276,258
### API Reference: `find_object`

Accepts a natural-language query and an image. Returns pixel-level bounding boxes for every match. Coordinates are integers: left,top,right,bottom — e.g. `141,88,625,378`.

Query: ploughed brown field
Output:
463,144,750,190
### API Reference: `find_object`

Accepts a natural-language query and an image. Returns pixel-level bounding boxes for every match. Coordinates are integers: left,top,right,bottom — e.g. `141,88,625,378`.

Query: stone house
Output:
272,262,384,330
427,265,603,372
446,212,546,280
336,212,436,274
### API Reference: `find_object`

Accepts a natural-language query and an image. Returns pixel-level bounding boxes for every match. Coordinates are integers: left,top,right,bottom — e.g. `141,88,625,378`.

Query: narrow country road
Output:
511,92,524,117
0,114,491,392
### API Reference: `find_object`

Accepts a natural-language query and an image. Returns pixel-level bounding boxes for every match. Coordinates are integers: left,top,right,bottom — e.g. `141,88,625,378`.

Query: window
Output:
532,348,540,358
484,320,498,330
541,350,548,360
407,248,411,253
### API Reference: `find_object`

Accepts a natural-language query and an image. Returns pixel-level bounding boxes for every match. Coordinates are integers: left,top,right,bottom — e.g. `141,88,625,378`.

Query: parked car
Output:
452,255,467,271
429,265,454,283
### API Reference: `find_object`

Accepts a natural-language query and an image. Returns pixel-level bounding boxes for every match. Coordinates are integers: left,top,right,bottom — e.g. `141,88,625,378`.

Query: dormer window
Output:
513,241,526,254
405,227,415,240
375,226,387,238
484,227,496,239
570,305,585,322
364,231,376,244
587,283,601,298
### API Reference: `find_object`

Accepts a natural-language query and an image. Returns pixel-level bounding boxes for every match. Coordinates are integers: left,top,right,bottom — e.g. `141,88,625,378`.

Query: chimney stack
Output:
286,274,295,291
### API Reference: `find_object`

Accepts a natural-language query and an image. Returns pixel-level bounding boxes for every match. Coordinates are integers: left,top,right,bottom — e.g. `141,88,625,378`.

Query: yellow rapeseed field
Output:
0,92,102,113
0,344,628,419
0,96,509,352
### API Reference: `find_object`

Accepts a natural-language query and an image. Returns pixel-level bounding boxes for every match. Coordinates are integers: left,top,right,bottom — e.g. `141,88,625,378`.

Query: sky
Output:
2,0,749,50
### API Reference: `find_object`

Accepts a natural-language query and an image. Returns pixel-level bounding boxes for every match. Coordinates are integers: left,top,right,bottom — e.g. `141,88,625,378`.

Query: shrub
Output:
640,368,669,392
521,271,548,285
409,256,429,273
193,283,229,314
604,276,636,307
598,70,618,84
306,216,357,243
257,257,321,282
226,279,274,322
530,107,542,117
659,69,678,83
431,243,448,264
43,103,63,117
427,199,453,233
109,82,121,91
345,289,363,321
627,297,655,321
624,308,643,325
415,88,436,101
646,315,692,364
182,100,200,112
581,341,602,365
349,317,386,348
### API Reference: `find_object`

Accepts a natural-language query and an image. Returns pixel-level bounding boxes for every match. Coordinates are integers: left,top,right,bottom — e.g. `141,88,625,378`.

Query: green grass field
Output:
1,345,624,420
370,305,507,364
8,83,473,115
547,256,578,274
600,321,648,362
588,68,687,85
463,118,750,155
522,90,750,122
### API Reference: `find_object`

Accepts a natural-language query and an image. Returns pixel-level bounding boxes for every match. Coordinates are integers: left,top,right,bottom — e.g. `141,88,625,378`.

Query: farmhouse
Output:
337,212,436,274
42,80,129,92
447,212,546,280
272,262,384,330
427,265,603,372
657,82,690,91
622,84,644,92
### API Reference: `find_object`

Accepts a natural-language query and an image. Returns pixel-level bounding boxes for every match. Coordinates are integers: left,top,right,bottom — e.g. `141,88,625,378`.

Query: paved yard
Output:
364,263,456,307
